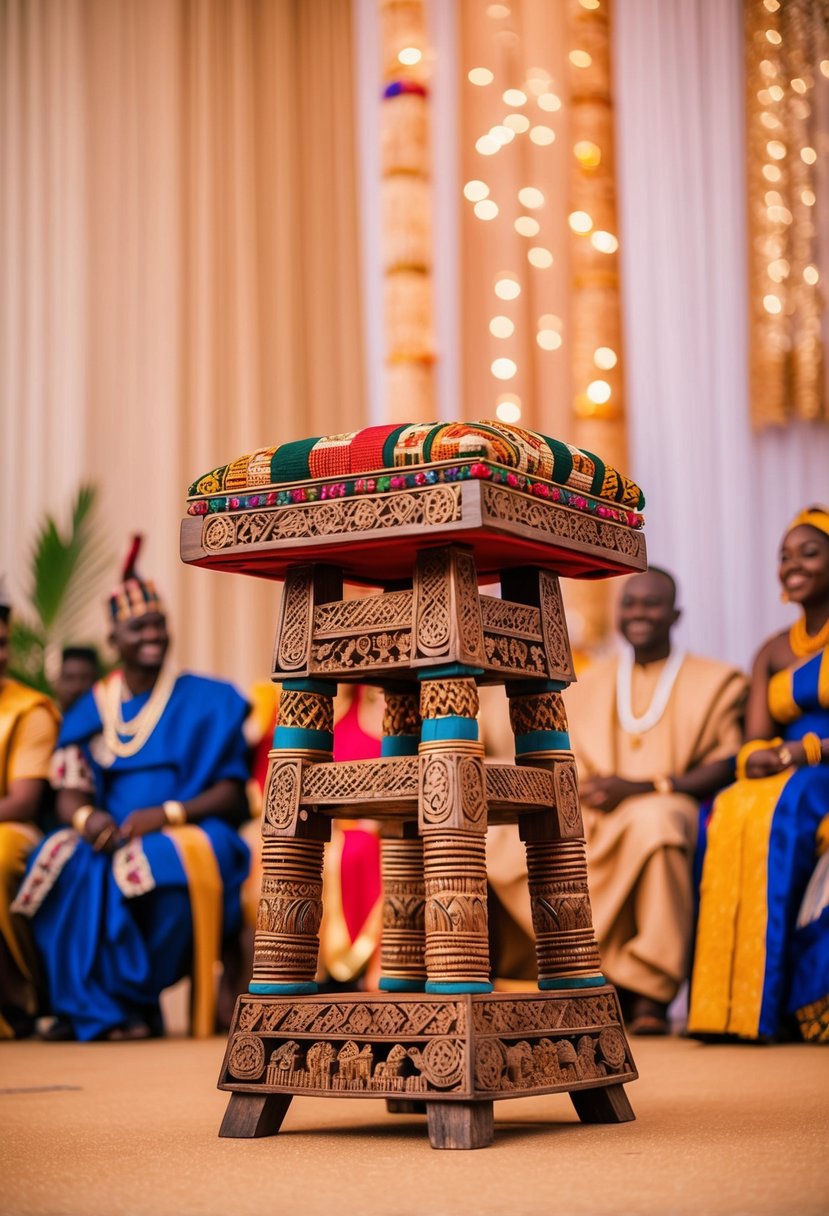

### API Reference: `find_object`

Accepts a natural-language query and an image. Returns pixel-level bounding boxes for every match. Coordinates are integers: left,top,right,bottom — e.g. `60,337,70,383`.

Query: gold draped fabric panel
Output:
458,0,628,646
0,0,365,690
746,0,829,427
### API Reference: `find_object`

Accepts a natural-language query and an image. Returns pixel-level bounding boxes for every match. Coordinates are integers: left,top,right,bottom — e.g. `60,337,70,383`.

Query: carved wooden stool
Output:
181,421,647,1149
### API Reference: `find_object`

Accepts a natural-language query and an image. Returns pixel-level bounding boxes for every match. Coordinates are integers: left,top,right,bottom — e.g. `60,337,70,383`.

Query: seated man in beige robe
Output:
486,568,747,1034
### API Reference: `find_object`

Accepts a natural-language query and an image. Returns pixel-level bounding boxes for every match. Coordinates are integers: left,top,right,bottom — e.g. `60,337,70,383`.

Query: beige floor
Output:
1,1034,827,1216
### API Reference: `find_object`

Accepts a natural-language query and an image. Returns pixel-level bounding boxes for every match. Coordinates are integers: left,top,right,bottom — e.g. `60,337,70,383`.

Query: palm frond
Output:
29,485,108,634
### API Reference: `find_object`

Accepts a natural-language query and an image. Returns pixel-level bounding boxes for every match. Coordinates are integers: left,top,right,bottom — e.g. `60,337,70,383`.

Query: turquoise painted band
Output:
425,981,493,994
249,981,319,995
421,717,479,742
381,736,420,757
506,679,569,696
273,726,333,750
379,977,426,992
418,664,484,680
281,678,336,695
538,975,605,990
514,729,571,755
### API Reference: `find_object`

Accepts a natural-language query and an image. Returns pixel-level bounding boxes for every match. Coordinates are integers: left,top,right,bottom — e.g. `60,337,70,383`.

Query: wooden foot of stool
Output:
386,1099,427,1115
569,1083,635,1124
426,1101,494,1150
219,1092,293,1139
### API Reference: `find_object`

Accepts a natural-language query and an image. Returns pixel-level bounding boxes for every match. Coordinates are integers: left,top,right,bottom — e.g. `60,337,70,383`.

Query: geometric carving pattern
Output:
227,1033,266,1081
484,764,555,810
382,692,421,737
204,484,464,554
413,550,452,659
251,838,325,987
538,571,576,682
419,754,487,832
455,548,486,664
479,595,542,637
263,759,303,834
313,590,413,636
218,990,635,1100
423,832,490,985
508,691,568,736
380,837,426,982
276,568,313,672
420,678,479,721
553,760,582,835
482,483,646,563
277,690,334,733
525,838,602,983
302,758,420,805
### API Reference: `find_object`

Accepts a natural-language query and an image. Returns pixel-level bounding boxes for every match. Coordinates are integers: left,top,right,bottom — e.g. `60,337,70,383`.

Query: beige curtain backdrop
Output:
0,0,365,692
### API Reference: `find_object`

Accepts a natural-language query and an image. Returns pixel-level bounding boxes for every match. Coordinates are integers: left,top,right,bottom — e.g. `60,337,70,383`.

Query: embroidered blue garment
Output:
25,673,251,1041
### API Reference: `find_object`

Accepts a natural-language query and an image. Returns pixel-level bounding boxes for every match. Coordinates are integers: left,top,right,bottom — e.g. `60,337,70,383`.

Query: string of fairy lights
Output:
747,0,827,424
462,0,622,428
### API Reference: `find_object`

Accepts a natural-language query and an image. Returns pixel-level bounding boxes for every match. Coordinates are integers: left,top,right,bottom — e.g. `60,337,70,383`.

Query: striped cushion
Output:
188,420,645,510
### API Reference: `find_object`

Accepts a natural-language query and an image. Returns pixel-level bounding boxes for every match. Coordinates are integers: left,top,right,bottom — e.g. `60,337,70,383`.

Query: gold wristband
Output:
802,732,823,767
72,805,95,835
652,775,674,795
737,738,781,781
163,800,187,826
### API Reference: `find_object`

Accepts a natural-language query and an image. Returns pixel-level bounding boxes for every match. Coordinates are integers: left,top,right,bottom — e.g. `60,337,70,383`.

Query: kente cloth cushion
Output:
188,421,645,511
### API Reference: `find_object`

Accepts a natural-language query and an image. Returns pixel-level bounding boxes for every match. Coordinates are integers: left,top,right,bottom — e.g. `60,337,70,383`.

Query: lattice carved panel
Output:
313,590,413,636
481,484,645,564
203,485,463,554
302,757,420,805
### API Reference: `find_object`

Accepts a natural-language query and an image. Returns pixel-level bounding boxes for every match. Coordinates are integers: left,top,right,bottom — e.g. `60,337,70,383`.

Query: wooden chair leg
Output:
219,1092,293,1138
426,1101,494,1149
569,1083,635,1124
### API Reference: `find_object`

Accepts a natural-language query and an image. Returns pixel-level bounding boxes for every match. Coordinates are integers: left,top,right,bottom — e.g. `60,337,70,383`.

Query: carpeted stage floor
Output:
1,1034,826,1216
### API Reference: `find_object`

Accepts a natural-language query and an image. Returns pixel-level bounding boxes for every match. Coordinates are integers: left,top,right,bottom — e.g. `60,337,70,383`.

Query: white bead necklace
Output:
616,646,686,743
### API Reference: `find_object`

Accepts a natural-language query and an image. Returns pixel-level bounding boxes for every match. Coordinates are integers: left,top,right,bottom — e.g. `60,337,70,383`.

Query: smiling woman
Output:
690,505,829,1043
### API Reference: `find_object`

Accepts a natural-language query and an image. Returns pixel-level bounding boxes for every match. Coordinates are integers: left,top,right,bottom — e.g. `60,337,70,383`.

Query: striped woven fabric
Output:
188,420,645,510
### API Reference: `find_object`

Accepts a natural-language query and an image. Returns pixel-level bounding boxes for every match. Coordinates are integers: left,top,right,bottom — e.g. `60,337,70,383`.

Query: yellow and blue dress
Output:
689,645,829,1041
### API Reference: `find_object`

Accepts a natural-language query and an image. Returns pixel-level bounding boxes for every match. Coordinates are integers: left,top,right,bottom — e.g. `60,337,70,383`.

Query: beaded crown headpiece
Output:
107,536,164,623
787,505,829,542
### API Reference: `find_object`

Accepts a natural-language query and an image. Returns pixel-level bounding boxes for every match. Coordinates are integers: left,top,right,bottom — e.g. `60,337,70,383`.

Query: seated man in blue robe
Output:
13,544,251,1041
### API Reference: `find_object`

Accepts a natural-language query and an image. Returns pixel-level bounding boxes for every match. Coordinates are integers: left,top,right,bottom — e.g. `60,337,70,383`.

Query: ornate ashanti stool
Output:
181,420,647,1149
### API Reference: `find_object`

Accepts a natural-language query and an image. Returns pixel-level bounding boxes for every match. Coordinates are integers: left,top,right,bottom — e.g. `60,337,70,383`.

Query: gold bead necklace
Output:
789,614,829,658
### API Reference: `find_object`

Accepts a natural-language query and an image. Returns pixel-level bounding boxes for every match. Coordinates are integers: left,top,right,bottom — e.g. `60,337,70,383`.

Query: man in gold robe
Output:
486,568,747,1033
0,580,61,1036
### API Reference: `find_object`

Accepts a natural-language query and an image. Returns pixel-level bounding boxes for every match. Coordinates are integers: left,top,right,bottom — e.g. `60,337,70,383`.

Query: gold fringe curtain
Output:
746,0,829,427
379,0,435,421
0,0,365,691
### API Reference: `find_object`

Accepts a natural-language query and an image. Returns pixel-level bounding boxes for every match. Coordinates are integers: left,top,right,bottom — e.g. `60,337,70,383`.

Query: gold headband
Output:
787,507,829,541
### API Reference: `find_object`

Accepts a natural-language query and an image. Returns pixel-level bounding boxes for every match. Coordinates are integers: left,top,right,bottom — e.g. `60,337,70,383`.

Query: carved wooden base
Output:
218,987,636,1149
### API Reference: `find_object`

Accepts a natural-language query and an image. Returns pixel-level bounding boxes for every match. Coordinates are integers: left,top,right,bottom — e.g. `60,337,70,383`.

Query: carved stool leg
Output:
379,691,426,992
508,684,604,990
219,1092,293,1138
525,840,603,986
426,1101,494,1149
419,676,491,993
379,832,426,991
251,678,335,995
570,1083,635,1124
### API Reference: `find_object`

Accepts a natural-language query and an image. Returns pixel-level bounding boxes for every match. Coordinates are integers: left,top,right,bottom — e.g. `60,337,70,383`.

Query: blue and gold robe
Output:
13,673,251,1041
689,646,829,1040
